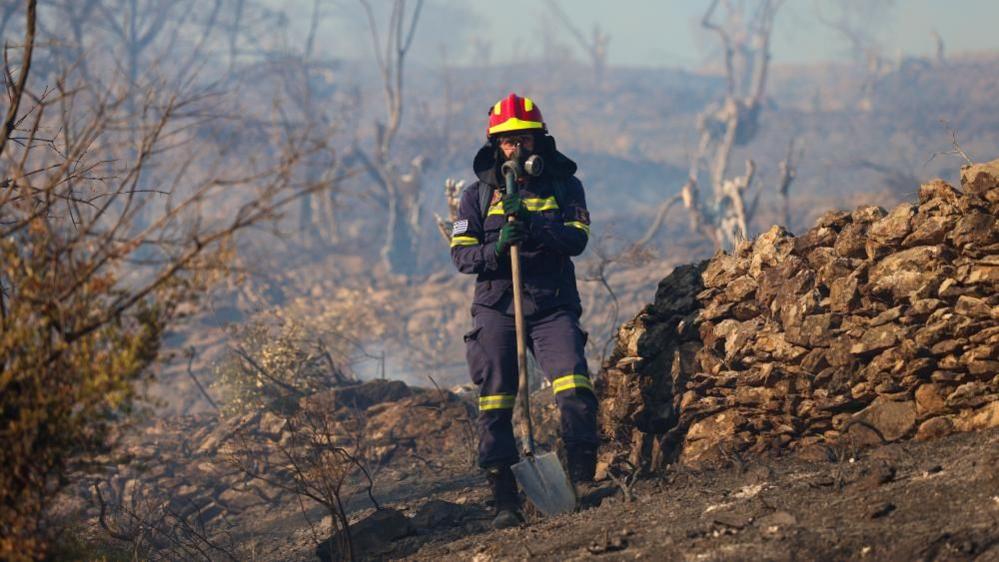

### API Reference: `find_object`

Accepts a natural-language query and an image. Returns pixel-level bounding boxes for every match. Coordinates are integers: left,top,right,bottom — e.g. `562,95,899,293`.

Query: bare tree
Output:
355,0,425,275
0,1,343,554
815,0,897,109
544,0,610,85
638,0,785,251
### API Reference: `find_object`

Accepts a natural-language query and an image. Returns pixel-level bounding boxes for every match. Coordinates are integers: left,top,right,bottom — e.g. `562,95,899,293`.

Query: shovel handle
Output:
503,163,536,456
509,239,535,455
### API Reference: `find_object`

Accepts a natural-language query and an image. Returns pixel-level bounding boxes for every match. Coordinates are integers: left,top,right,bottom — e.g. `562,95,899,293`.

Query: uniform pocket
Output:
464,326,486,386
463,326,482,343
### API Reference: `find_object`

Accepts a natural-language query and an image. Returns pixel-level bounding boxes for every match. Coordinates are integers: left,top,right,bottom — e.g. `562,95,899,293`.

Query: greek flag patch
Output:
452,219,469,236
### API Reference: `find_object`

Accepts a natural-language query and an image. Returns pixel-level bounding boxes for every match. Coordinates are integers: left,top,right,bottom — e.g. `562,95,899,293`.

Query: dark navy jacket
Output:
450,138,591,316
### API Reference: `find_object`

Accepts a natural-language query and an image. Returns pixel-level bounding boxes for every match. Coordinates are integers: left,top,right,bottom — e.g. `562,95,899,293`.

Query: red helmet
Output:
487,93,546,137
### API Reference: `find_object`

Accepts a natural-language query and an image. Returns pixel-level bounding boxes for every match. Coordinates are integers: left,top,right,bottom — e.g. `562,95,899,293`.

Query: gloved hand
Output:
501,192,531,222
494,220,526,256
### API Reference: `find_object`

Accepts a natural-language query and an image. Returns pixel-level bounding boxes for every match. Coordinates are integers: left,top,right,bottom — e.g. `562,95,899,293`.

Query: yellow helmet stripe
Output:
493,101,503,115
488,117,545,135
523,97,534,111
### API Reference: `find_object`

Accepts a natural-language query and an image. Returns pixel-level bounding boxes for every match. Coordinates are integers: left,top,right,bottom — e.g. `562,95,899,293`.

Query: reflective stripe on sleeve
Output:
565,221,591,236
450,235,479,247
478,394,516,411
552,374,594,395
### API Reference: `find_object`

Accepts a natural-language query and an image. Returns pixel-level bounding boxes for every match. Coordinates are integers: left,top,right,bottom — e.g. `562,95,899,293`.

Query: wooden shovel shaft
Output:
509,239,535,455
503,162,535,456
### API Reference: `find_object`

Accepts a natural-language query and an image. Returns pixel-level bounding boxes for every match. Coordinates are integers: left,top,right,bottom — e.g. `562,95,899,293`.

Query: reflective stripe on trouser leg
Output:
528,308,599,450
465,306,520,468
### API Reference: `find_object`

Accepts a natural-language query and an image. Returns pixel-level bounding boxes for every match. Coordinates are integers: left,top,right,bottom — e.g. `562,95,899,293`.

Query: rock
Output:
950,211,997,250
317,508,413,562
598,157,999,472
869,246,949,300
919,179,961,204
903,214,956,247
851,398,916,442
868,203,914,244
953,401,999,432
960,158,999,202
850,324,905,356
955,295,992,319
411,500,471,530
914,384,948,415
915,416,956,441
867,502,896,519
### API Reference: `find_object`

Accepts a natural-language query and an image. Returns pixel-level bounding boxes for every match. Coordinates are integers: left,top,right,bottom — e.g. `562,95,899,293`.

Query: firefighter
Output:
450,93,598,529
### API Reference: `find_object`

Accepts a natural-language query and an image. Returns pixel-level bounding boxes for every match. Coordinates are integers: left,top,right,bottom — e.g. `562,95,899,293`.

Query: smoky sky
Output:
268,0,999,69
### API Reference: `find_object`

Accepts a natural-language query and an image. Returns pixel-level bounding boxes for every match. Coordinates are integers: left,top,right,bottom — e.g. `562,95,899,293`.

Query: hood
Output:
473,134,578,187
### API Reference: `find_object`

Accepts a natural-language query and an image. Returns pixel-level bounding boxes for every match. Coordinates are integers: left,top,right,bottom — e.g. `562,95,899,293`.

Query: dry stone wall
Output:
598,160,999,469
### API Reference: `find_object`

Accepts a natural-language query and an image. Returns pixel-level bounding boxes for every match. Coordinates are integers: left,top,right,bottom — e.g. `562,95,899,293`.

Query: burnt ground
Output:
387,428,999,562
61,392,998,561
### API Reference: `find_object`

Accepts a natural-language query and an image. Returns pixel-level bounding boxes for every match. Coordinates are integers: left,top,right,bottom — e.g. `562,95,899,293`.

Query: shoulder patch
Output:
452,219,469,236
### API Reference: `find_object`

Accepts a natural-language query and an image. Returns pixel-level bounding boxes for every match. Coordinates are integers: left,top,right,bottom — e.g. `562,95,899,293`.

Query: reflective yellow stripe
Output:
565,221,590,236
489,117,545,135
552,374,593,395
487,196,559,216
493,101,502,115
479,394,516,410
524,196,558,212
450,235,479,247
523,97,534,111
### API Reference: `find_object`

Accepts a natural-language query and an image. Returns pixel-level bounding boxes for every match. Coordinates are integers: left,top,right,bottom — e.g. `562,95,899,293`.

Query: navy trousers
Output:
464,304,599,468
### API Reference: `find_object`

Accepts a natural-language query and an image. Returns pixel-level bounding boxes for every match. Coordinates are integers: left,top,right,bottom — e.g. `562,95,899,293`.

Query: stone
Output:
950,211,997,250
960,158,999,202
411,500,470,530
317,508,413,562
597,157,999,474
914,384,948,415
724,275,758,302
918,179,961,204
869,246,950,300
749,225,795,277
955,295,992,319
851,397,916,442
868,203,914,243
850,324,905,357
952,401,999,432
815,210,852,230
833,222,869,259
915,416,956,441
903,214,956,247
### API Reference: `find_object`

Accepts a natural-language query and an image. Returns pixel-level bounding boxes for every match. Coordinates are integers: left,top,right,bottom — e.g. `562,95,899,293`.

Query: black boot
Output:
486,465,523,529
566,447,597,485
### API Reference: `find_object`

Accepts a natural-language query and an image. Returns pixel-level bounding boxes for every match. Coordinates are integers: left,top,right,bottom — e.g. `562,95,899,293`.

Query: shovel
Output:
501,157,577,518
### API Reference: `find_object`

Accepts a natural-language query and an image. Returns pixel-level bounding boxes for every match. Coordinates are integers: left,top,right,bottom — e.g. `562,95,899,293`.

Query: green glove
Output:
502,192,531,222
494,221,526,256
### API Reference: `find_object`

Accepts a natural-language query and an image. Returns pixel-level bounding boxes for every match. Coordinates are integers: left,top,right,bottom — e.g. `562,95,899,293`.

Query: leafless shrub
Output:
92,479,240,561
224,395,378,562
0,1,341,555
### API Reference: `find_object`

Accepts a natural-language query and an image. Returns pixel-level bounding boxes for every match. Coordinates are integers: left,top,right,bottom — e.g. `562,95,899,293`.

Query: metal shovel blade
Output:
511,452,576,517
